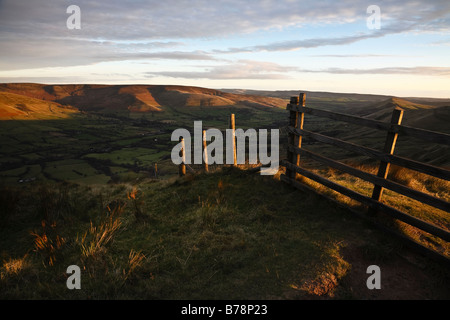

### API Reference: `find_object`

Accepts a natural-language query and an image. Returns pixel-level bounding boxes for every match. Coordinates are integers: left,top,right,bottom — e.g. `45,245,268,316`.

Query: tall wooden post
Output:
295,93,306,179
203,130,209,172
286,94,305,179
179,137,186,176
286,96,299,179
370,107,404,213
230,113,237,166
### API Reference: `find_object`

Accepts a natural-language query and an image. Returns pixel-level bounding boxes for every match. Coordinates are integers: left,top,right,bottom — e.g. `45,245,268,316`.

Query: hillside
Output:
1,167,449,299
360,97,434,119
0,91,78,120
222,88,391,103
359,97,450,133
0,83,287,119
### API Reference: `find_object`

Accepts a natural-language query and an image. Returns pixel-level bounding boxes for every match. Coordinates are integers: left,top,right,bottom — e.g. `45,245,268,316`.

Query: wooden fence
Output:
280,93,450,262
178,114,238,176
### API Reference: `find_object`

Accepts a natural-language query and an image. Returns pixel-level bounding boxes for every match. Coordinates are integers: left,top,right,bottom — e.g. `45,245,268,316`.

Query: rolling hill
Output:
0,83,287,119
360,97,450,133
0,91,78,120
2,83,448,126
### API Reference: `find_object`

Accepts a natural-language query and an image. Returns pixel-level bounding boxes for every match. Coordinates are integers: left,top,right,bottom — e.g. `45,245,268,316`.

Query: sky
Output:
0,0,449,98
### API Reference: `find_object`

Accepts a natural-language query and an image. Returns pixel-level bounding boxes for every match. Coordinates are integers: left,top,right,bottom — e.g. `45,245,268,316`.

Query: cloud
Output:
2,0,448,43
0,0,368,40
0,35,215,70
299,66,450,76
157,62,450,81
1,0,450,73
212,1,450,54
308,54,404,58
145,60,295,80
214,20,448,54
0,76,89,84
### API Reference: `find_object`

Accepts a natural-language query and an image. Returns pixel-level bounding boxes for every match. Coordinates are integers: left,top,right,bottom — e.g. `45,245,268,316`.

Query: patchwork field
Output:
0,85,289,185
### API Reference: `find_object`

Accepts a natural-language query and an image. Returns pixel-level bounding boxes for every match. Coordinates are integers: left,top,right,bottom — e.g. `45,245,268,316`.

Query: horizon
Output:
2,81,449,101
1,1,449,98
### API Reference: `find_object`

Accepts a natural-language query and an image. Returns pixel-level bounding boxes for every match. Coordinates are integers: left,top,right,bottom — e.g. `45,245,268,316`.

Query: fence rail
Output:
281,93,450,262
287,127,450,180
288,104,450,145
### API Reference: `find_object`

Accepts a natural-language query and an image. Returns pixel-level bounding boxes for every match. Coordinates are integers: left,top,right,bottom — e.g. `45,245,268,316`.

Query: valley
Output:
1,83,449,186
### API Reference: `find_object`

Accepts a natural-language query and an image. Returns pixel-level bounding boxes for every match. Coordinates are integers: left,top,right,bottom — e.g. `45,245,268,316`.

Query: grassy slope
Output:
1,167,449,299
0,84,287,120
0,92,78,120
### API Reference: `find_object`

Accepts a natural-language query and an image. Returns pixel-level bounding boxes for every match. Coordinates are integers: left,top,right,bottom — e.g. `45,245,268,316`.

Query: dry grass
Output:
77,203,124,261
124,249,146,281
1,255,30,279
295,160,450,257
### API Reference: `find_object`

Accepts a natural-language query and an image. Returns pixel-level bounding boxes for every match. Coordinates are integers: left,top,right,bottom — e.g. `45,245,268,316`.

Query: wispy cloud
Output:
145,63,450,80
0,35,215,70
213,20,448,54
308,54,409,58
299,66,450,76
145,60,295,80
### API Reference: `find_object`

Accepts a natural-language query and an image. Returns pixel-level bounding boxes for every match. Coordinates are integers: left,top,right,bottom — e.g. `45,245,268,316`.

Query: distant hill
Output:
221,88,391,102
355,97,434,119
0,83,287,119
359,97,450,133
1,84,449,133
0,91,78,120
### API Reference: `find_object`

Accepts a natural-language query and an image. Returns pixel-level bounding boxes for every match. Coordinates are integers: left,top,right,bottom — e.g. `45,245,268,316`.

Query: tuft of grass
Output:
124,249,146,281
77,203,124,263
1,255,30,279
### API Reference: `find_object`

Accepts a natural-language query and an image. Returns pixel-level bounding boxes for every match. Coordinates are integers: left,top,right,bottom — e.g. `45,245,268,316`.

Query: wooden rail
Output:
281,93,450,262
287,127,450,181
288,104,450,145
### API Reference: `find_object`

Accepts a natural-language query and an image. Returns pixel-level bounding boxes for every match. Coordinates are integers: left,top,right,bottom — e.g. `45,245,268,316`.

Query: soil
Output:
334,244,450,300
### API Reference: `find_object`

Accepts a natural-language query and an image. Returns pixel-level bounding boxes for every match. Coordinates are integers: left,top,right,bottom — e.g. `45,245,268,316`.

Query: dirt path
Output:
334,244,450,300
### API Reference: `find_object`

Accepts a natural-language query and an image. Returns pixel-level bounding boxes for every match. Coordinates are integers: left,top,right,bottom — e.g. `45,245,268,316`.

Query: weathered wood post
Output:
203,129,209,172
230,113,237,166
179,137,186,176
370,107,404,213
286,96,298,179
286,93,305,180
295,93,306,179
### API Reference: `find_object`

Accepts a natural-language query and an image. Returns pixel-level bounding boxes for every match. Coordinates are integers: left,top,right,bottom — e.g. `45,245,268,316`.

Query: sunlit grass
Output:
1,255,30,279
295,160,450,257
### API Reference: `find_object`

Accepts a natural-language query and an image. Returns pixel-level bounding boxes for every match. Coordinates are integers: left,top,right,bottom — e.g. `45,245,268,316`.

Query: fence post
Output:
230,113,237,167
286,94,306,180
203,129,209,172
154,162,158,178
370,107,404,213
286,96,299,179
295,93,306,179
179,137,186,176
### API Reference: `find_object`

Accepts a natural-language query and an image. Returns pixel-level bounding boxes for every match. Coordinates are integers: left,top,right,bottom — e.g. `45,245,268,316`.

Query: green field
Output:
0,101,287,185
